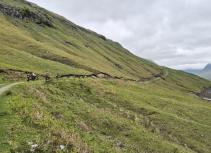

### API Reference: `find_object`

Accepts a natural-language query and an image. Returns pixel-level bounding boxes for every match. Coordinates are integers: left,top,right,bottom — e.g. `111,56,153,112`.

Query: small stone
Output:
116,141,124,148
60,145,65,150
30,144,38,152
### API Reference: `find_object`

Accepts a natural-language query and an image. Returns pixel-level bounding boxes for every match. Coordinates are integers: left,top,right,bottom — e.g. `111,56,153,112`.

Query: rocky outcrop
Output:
0,3,53,27
200,88,211,99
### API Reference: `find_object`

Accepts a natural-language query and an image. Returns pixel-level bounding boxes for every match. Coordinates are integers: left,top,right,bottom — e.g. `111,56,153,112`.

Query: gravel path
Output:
0,82,23,96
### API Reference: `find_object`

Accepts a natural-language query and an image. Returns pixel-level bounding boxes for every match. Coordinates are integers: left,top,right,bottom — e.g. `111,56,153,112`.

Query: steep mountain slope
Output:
0,0,162,80
186,64,211,80
0,0,211,153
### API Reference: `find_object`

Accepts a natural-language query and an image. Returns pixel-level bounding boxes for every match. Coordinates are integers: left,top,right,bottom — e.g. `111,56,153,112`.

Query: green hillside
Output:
201,72,211,80
0,0,162,79
0,0,211,153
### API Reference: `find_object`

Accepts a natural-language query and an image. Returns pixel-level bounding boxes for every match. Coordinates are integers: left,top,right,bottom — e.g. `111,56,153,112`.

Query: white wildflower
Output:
60,144,65,150
30,144,38,152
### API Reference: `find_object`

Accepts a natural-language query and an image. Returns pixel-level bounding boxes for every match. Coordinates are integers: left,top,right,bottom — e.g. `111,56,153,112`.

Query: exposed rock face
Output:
0,3,53,27
201,88,211,99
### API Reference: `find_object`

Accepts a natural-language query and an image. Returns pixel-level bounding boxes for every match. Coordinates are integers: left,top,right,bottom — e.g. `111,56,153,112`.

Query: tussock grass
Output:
0,74,210,152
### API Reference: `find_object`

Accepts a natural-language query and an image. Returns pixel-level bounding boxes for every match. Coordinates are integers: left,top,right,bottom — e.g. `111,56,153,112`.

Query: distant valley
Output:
186,64,211,80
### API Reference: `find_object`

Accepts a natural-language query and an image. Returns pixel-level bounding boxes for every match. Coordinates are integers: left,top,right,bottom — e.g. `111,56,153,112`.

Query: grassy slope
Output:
0,71,211,153
200,71,211,80
0,0,211,153
0,0,161,79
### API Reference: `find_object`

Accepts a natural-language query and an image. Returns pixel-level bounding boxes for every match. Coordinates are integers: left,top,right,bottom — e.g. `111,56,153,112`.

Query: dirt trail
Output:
0,68,169,85
138,70,169,84
0,84,6,87
203,97,211,101
57,70,169,83
0,82,23,96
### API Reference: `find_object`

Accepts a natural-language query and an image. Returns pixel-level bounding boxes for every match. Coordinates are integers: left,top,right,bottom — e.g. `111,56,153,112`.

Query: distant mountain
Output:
185,69,201,74
201,64,211,80
185,64,211,80
203,63,211,71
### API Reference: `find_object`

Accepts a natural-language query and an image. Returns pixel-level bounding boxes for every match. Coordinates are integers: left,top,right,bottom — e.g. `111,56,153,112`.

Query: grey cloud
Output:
28,0,211,69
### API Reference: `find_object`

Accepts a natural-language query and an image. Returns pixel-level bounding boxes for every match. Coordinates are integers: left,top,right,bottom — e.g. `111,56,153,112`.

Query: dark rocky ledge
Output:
200,88,211,101
0,3,53,27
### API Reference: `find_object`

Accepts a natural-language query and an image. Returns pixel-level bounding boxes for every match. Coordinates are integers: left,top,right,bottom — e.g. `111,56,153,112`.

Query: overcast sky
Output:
28,0,211,70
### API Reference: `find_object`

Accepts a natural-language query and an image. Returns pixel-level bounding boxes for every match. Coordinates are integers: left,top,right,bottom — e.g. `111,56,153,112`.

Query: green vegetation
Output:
0,75,211,153
0,0,211,153
0,0,161,79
